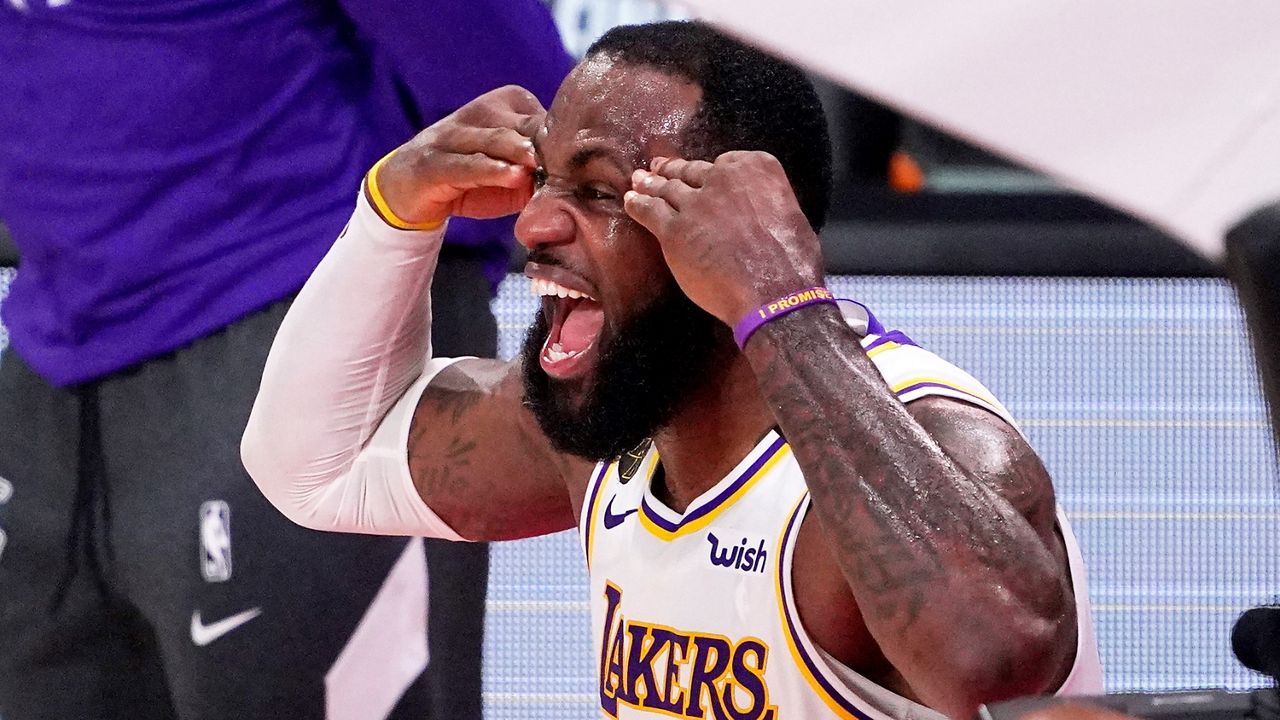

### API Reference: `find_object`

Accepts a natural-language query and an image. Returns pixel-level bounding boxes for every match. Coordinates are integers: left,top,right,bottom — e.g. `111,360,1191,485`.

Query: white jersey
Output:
579,311,1104,720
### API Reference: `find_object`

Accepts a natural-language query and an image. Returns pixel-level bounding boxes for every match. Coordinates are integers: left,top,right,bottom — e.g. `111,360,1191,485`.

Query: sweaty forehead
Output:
540,56,704,163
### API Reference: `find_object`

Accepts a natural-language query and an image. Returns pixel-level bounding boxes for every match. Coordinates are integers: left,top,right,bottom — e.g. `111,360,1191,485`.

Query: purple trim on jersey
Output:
862,330,918,354
639,434,787,533
864,308,886,336
581,461,612,567
778,499,876,720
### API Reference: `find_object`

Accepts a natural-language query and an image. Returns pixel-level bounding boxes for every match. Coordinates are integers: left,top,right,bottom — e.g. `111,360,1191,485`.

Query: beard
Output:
520,285,733,461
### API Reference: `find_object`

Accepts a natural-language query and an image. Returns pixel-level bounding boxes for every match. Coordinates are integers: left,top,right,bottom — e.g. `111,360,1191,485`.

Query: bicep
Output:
408,358,589,541
906,396,1061,555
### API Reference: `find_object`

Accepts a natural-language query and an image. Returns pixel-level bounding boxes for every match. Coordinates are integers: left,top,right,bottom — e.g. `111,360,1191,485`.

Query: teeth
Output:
544,343,581,363
529,277,595,301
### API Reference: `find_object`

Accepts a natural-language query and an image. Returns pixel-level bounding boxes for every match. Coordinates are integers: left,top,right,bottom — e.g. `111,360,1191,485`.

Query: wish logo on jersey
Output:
599,583,777,719
706,533,768,573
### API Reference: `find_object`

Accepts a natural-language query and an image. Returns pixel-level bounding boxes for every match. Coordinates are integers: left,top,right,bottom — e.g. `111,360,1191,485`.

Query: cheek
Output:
599,216,668,282
598,236,679,325
600,214,641,251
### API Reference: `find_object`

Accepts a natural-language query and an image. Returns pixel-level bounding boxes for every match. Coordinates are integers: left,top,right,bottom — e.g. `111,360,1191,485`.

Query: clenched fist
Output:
374,85,546,227
623,151,825,328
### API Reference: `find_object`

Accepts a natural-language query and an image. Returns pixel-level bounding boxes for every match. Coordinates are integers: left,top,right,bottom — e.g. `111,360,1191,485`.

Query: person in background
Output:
0,2,571,719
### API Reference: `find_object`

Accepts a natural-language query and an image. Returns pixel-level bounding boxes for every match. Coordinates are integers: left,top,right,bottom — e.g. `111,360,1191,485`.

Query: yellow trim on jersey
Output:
890,375,999,407
365,152,446,231
638,444,793,542
772,495,868,720
864,341,901,359
584,460,617,569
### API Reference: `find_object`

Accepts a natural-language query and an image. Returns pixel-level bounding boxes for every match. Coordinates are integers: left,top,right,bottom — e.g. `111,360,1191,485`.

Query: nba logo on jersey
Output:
199,500,233,582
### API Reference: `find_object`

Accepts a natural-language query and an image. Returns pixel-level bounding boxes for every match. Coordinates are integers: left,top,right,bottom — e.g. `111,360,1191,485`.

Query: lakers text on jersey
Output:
578,309,1106,719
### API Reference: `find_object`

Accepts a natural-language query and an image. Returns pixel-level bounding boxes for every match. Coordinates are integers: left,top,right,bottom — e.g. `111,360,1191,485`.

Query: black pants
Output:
0,255,494,720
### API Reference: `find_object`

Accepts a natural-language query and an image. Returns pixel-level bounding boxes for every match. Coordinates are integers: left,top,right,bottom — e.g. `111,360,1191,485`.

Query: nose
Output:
515,188,575,250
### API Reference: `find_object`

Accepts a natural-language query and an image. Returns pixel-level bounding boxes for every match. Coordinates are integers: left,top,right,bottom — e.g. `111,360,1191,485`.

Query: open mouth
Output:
531,277,604,379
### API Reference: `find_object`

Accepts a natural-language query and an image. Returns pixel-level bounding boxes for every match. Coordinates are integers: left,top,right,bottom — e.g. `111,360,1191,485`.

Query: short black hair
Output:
587,20,832,231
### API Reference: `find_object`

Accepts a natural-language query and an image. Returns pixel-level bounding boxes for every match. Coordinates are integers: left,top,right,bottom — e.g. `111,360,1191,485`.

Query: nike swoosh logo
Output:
602,496,637,530
190,607,262,647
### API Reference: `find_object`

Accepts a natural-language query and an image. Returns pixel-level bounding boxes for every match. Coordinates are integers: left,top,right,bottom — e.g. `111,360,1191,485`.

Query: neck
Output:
651,353,773,512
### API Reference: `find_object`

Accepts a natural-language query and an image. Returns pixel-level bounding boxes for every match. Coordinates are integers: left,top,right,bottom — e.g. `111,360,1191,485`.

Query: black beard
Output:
520,287,732,461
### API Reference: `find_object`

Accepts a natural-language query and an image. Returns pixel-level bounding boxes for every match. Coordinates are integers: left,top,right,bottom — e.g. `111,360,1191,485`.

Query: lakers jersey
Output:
579,305,1105,719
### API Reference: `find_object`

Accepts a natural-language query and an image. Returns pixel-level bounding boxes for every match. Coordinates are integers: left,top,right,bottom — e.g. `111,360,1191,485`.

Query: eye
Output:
576,184,616,202
532,167,549,189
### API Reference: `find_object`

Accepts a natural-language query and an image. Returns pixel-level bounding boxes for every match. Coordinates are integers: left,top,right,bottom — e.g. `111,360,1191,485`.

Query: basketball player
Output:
244,21,1104,720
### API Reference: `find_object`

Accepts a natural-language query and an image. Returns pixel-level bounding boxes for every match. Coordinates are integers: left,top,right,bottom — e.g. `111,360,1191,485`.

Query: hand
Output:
375,85,545,226
623,152,825,327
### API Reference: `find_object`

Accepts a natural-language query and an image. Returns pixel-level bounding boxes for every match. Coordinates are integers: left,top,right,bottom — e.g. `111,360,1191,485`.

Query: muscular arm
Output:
744,305,1076,719
407,359,589,541
624,151,1078,719
243,86,588,541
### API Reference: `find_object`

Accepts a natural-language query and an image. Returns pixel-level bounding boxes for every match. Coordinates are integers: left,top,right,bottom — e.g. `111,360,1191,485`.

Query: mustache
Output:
525,249,596,282
526,248,565,268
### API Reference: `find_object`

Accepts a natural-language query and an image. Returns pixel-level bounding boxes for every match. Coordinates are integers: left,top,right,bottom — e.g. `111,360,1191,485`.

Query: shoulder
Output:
860,331,1017,427
906,396,1059,544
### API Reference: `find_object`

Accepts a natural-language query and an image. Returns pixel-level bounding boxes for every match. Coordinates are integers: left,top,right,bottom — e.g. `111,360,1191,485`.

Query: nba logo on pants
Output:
200,500,233,582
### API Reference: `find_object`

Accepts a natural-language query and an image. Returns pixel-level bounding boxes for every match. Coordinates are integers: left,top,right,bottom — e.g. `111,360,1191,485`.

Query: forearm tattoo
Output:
743,305,1066,634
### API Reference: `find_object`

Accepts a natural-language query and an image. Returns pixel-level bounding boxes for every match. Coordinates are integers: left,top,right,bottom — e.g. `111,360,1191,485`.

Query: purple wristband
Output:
733,286,837,349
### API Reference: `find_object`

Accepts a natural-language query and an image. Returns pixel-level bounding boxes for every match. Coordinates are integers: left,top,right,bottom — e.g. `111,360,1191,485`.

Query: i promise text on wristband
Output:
733,286,837,349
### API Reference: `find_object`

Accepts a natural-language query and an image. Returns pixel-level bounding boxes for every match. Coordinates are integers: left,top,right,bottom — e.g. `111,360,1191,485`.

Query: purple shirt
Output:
0,0,571,385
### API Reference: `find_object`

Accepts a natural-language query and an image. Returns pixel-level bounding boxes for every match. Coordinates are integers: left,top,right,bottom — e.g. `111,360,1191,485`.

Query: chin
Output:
518,287,732,462
542,373,593,412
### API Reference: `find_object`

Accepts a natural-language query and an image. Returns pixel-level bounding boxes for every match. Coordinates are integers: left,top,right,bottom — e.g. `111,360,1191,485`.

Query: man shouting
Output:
243,21,1103,720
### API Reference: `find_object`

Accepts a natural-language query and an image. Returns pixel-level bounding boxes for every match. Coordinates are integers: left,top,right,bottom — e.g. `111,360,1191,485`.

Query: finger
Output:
475,108,543,139
514,112,545,141
435,153,531,191
458,85,545,125
623,189,676,238
651,156,714,188
440,125,537,168
453,183,535,220
631,169,696,210
491,84,546,116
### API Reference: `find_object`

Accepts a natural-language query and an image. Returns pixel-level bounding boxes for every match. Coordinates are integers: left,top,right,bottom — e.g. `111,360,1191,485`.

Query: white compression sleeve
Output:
241,184,467,539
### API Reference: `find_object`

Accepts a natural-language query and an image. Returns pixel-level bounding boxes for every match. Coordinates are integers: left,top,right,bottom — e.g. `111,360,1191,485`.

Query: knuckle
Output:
454,102,490,125
496,84,538,107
